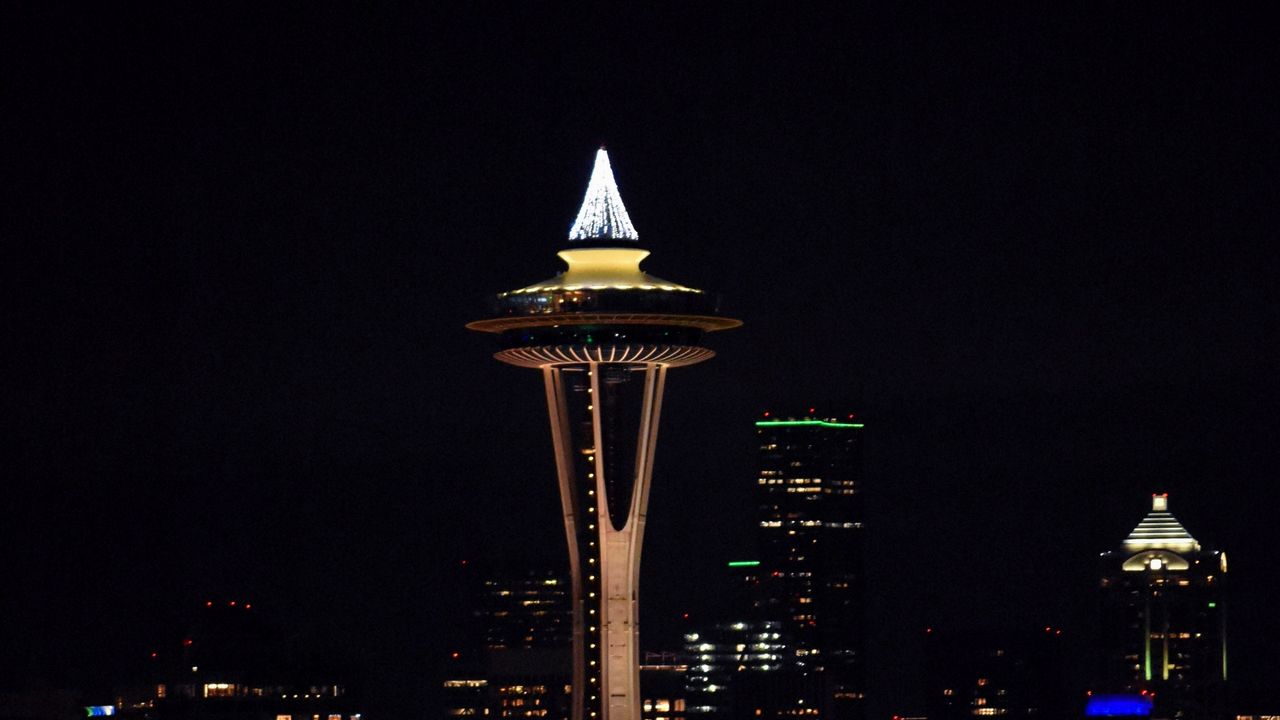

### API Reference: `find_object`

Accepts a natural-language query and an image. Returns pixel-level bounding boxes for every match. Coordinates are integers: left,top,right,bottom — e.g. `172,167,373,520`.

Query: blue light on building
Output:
1085,694,1153,717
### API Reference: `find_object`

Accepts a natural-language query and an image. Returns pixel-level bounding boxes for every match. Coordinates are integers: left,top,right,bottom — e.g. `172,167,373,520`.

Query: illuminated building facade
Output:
639,660,688,720
442,678,489,720
443,569,573,719
682,620,794,719
753,415,866,719
469,148,740,720
480,571,573,652
1098,494,1227,719
482,572,573,720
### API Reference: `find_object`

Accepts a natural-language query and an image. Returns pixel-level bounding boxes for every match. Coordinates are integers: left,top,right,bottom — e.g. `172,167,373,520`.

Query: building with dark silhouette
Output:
675,415,866,720
639,658,687,720
442,569,574,720
1097,494,1227,719
924,626,1070,720
751,414,866,720
96,601,361,720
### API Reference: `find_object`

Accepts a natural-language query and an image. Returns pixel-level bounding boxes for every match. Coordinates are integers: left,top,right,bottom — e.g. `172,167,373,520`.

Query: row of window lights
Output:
759,521,862,530
689,636,785,650
642,699,685,712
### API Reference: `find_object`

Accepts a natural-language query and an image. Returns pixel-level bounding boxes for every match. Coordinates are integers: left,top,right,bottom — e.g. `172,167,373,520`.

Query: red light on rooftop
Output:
229,601,236,606
1044,626,1051,632
245,603,252,609
925,627,933,634
1055,629,1062,635
763,411,770,417
183,639,193,647
150,651,157,658
681,613,689,620
450,651,460,659
808,407,815,414
205,601,212,607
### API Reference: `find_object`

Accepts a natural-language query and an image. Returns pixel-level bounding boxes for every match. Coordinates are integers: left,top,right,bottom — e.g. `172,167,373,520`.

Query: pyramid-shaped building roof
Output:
1122,494,1200,554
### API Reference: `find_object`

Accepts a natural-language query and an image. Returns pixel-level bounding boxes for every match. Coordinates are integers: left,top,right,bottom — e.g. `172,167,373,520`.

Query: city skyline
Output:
5,4,1278,719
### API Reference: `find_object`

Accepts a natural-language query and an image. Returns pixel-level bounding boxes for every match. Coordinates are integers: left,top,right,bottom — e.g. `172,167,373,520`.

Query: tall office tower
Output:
1097,494,1227,719
469,148,740,720
753,414,866,720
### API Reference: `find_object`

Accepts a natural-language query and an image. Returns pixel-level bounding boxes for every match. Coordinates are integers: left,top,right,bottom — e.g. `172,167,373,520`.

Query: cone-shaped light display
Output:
568,147,639,241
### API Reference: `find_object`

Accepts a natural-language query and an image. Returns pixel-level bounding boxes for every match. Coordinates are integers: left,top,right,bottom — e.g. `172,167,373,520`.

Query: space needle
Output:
468,148,740,720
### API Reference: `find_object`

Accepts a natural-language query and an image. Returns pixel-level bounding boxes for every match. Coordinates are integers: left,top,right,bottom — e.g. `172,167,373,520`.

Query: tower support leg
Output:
542,363,668,720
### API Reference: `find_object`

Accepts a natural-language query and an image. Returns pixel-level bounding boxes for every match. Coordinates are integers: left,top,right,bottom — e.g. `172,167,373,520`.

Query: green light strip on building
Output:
1144,603,1152,682
755,420,865,429
727,561,761,567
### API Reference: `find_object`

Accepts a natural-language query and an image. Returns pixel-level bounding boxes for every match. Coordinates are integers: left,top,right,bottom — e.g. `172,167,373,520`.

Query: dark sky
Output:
4,3,1277,717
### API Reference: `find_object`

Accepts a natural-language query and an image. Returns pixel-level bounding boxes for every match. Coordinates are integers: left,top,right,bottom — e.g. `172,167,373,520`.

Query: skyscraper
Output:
752,414,866,719
1097,494,1227,718
468,148,740,720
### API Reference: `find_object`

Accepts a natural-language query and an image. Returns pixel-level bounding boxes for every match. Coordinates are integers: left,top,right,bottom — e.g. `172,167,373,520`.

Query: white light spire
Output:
568,147,639,242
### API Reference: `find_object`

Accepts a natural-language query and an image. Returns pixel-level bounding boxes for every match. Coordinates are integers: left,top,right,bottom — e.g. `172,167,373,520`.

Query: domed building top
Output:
502,247,700,295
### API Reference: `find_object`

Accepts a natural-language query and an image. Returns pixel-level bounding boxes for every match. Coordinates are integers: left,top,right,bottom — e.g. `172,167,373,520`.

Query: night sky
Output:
4,4,1278,717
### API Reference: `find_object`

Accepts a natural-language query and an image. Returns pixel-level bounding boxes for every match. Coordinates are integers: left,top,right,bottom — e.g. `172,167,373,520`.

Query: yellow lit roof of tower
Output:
501,247,701,295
